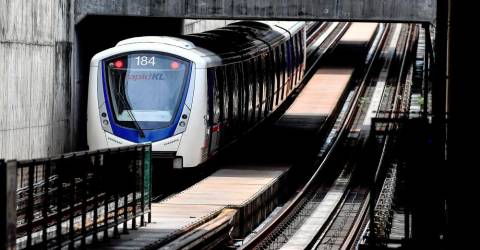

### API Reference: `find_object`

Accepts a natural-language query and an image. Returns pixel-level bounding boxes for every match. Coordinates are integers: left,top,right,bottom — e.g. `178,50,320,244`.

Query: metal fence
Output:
1,144,152,249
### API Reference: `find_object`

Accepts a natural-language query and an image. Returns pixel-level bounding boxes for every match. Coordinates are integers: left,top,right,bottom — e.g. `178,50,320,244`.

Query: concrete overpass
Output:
75,0,436,23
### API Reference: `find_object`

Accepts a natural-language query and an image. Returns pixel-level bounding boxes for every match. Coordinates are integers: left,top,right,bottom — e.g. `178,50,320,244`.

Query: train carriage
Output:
87,21,306,168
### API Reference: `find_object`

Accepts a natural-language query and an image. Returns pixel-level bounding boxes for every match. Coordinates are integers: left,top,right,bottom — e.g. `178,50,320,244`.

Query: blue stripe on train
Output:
101,63,192,143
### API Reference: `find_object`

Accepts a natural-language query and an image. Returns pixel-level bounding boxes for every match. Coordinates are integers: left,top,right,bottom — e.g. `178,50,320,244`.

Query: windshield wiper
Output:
115,91,146,138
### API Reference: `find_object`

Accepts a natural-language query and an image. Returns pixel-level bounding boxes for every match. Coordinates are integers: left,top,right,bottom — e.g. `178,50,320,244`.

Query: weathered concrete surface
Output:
76,0,436,23
183,19,237,34
0,0,72,160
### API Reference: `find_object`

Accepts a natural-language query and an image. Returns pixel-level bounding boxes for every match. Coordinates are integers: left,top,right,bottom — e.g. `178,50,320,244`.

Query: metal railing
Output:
1,144,152,249
367,117,429,247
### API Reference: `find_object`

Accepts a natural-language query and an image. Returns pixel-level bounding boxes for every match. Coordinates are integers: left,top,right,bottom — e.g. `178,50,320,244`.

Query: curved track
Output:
240,23,418,250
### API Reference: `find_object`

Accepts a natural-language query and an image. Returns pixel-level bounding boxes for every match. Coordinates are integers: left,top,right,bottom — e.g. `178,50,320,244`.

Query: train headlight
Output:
173,157,183,169
103,120,109,126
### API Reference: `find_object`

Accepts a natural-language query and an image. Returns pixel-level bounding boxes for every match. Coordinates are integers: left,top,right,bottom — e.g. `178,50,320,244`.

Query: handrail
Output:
1,144,152,249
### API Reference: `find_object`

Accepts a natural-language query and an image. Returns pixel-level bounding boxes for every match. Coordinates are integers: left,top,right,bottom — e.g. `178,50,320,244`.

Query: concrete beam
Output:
75,0,436,23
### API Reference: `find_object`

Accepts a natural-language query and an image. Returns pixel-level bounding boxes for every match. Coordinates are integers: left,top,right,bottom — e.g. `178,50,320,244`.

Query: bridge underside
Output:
75,0,436,23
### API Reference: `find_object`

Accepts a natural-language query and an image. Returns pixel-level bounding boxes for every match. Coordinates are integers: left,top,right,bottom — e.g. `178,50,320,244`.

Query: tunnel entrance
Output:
74,16,183,150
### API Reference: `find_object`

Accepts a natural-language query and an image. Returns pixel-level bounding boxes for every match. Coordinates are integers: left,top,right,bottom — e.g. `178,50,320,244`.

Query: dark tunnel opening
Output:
74,16,183,151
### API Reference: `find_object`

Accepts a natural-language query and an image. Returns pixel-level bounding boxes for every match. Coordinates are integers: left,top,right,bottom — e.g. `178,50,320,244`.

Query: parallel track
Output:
310,24,416,250
239,23,388,250
240,22,418,250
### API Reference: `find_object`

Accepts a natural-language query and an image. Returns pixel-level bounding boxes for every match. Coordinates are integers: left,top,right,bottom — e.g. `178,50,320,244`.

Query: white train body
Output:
88,21,306,168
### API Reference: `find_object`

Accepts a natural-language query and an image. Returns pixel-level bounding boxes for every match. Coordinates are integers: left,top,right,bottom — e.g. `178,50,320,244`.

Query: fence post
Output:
1,160,17,250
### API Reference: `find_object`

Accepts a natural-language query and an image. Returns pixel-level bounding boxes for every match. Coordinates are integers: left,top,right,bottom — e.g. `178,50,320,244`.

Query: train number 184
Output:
135,56,155,66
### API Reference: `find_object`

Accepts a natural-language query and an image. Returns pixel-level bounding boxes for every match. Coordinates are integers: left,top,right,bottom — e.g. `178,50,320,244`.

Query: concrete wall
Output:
76,0,436,23
0,0,73,160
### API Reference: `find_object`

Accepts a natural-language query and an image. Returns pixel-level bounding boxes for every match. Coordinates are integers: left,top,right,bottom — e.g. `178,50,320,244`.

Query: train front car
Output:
88,21,307,169
87,37,208,168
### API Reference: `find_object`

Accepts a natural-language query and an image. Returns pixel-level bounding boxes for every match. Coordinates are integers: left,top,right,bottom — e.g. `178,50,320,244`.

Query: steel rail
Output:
240,23,389,250
340,24,416,250
346,24,417,250
313,24,416,250
307,23,402,250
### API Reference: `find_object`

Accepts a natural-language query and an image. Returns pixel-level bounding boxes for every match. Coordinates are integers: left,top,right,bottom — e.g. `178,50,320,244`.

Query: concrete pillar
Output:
0,0,73,160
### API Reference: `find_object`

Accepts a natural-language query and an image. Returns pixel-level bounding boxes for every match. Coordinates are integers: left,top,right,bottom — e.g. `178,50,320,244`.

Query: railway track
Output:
240,22,418,250
239,22,386,250
313,25,414,249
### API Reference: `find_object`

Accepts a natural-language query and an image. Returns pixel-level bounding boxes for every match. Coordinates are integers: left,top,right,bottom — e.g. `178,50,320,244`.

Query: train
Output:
87,21,307,168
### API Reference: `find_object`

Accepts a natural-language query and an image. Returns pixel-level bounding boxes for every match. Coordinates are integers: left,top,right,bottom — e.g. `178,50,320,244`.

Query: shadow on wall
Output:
74,16,183,150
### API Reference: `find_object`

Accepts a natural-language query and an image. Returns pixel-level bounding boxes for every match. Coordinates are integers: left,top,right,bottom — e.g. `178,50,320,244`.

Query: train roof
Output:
183,21,304,64
115,21,305,67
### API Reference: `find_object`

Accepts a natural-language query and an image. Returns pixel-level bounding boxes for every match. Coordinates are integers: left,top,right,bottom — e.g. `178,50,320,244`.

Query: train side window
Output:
261,54,268,117
216,66,228,124
285,39,291,94
267,51,275,111
225,64,235,126
256,55,264,120
230,63,240,128
242,60,250,125
280,43,286,100
288,38,295,92
236,62,246,127
299,31,305,79
234,64,240,126
292,35,298,87
207,69,221,125
274,46,281,106
286,39,292,77
249,57,257,124
263,53,270,113
296,32,303,83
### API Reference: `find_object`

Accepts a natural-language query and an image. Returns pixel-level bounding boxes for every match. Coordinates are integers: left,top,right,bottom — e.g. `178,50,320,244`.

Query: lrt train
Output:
87,21,307,168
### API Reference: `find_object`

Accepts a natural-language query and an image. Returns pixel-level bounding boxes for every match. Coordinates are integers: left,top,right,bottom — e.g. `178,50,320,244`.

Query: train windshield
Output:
105,53,190,130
